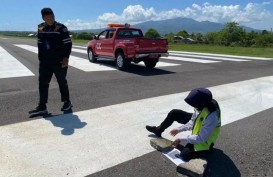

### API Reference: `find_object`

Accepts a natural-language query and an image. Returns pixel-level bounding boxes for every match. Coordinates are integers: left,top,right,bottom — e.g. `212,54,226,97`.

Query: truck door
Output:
95,30,108,56
102,29,115,57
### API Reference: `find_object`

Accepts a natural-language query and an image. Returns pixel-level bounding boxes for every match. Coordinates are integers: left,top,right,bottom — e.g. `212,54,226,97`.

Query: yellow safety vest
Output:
192,104,221,151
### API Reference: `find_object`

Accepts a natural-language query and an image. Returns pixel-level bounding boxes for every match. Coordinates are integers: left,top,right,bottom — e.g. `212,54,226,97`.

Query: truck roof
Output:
108,27,141,30
107,23,131,28
107,23,140,30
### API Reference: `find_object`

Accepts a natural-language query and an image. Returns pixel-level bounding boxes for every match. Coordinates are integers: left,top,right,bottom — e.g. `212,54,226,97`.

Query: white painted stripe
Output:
15,45,180,70
69,56,116,71
71,48,177,66
170,53,249,62
14,44,116,72
73,47,243,62
161,56,220,63
169,50,273,60
1,76,273,177
95,57,180,68
72,48,87,54
73,45,87,49
73,48,242,62
136,61,180,67
0,46,34,79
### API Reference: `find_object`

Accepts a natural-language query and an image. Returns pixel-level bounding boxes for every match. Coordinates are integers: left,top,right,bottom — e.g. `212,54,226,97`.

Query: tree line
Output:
146,22,273,47
1,22,272,47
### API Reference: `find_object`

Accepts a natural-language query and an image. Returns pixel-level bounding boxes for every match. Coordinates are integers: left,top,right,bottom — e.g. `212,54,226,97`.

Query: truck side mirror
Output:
94,35,98,40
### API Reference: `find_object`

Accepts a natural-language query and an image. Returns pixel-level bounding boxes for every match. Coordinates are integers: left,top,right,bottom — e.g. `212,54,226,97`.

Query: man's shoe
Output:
146,125,162,137
29,104,48,117
61,101,73,111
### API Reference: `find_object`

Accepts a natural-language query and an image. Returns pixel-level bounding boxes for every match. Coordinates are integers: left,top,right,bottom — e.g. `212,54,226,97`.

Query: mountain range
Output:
75,17,257,35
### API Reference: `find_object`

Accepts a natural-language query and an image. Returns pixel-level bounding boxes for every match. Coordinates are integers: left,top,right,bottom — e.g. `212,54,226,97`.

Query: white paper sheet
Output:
162,148,186,165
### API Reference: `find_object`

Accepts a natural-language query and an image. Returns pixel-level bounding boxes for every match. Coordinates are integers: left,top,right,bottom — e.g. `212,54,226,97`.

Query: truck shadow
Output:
98,60,176,76
200,148,241,177
43,110,87,136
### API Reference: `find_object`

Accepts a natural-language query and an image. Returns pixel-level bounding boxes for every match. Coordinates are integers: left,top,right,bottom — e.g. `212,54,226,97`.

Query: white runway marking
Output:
169,50,273,60
0,46,34,79
137,61,180,67
15,44,116,72
71,48,181,67
169,53,249,62
1,75,273,177
15,45,180,71
73,45,87,49
72,48,87,54
161,56,220,63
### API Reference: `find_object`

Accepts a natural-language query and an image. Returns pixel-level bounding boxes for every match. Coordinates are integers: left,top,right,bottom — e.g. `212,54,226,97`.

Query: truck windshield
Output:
117,29,143,38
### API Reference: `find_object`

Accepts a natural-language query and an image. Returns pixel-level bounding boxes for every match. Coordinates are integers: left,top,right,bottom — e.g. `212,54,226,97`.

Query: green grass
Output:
72,39,89,44
169,43,273,58
1,35,272,58
0,35,89,44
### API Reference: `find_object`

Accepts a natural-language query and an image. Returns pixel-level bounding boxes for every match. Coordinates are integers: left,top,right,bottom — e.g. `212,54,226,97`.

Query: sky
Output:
0,0,272,31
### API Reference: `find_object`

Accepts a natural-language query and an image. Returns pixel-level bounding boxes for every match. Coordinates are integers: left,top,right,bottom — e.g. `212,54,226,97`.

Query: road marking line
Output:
169,53,249,62
73,45,87,49
72,48,86,54
14,44,116,72
0,46,34,79
169,50,273,60
72,48,222,63
1,75,273,176
137,61,180,67
15,45,180,71
72,48,181,67
161,56,220,63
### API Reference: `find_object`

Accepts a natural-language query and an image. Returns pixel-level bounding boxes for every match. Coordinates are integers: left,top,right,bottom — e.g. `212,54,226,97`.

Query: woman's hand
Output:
170,129,179,136
171,139,181,148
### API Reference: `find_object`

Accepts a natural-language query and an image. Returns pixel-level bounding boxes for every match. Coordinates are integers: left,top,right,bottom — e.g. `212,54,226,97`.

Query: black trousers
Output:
158,109,193,132
158,109,212,160
179,143,211,161
39,61,70,104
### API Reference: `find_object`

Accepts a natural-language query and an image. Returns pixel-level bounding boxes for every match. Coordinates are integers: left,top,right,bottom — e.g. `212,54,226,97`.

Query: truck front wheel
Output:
88,48,97,63
116,52,128,70
144,59,158,68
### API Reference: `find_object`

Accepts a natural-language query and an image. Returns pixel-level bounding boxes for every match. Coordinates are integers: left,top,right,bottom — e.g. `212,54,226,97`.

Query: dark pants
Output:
39,61,70,104
178,143,212,161
158,109,211,160
157,109,192,132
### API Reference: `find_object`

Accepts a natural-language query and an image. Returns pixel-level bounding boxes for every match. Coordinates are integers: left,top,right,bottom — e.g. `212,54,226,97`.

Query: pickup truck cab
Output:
87,23,169,70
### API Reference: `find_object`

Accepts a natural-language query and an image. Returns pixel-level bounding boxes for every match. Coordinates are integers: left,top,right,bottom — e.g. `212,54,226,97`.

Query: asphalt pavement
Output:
0,37,272,177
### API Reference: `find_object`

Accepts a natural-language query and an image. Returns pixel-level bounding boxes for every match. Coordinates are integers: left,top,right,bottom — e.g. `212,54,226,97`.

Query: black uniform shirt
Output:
37,22,72,62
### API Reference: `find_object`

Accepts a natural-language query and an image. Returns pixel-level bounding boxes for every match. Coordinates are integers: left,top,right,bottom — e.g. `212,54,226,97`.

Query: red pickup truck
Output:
87,24,169,70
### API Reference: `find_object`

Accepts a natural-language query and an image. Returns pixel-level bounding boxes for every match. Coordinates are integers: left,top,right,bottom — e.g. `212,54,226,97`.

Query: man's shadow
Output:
43,109,87,136
200,148,241,177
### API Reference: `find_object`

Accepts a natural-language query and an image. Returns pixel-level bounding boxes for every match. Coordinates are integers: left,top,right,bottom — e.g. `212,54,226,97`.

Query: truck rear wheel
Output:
88,48,97,63
144,59,158,68
116,52,128,70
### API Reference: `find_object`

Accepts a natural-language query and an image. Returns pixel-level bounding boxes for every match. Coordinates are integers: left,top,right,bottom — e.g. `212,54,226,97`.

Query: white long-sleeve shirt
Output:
177,109,219,144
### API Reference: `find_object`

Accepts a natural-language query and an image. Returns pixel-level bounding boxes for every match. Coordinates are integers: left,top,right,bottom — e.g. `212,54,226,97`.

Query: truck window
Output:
107,30,115,39
98,31,108,40
117,29,143,38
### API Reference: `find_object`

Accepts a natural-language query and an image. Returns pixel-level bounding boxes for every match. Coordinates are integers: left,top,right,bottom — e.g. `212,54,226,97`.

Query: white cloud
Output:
122,5,156,22
97,13,121,23
64,19,96,30
65,2,273,30
192,4,202,11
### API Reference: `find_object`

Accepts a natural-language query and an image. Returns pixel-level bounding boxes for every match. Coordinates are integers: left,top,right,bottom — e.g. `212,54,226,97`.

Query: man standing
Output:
29,8,72,117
